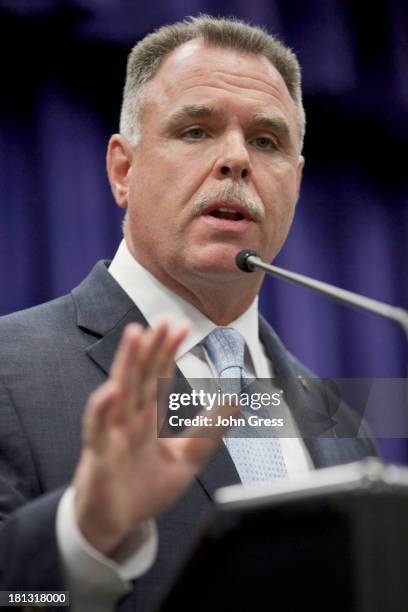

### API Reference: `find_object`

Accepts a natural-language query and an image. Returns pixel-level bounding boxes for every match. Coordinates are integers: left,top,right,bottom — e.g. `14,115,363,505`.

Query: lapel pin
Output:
297,374,311,392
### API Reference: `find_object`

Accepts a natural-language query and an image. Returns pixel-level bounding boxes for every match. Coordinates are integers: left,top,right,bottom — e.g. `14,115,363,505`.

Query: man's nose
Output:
214,133,251,181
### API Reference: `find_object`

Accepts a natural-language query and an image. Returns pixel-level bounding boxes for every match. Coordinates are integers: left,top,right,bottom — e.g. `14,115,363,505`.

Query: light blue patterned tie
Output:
202,328,288,483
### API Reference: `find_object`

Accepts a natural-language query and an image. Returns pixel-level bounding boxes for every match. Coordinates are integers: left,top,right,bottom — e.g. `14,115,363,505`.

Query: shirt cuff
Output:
56,486,158,612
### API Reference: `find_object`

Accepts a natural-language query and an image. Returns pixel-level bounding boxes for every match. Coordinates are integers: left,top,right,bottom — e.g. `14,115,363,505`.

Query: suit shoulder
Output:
0,292,90,378
0,293,76,341
0,260,113,344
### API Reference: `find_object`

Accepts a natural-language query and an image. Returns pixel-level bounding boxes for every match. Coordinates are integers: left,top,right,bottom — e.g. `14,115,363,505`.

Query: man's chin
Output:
186,245,252,279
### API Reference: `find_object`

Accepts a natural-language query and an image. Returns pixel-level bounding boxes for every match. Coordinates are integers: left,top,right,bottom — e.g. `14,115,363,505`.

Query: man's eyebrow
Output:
166,105,224,128
165,105,291,137
250,113,290,136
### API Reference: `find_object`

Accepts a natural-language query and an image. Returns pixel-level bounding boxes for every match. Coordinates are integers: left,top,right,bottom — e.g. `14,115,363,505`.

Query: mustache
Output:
193,183,264,222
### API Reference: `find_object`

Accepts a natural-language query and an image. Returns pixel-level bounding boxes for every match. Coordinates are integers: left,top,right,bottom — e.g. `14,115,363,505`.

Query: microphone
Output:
235,249,408,343
235,249,259,272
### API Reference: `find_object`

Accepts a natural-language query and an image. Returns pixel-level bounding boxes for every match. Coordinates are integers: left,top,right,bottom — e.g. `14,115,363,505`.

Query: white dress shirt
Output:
57,240,312,611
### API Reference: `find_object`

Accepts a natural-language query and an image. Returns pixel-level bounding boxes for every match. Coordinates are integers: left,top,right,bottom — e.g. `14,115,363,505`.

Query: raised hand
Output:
73,320,234,557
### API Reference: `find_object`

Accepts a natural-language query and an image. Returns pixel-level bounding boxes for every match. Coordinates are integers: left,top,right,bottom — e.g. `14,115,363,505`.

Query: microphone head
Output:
235,249,259,273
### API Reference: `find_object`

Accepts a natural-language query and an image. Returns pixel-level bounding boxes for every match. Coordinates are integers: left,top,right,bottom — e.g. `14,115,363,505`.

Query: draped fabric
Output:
0,1,407,461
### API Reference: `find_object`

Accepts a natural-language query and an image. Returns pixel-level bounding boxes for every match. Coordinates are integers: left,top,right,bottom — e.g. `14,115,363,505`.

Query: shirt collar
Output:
108,240,263,374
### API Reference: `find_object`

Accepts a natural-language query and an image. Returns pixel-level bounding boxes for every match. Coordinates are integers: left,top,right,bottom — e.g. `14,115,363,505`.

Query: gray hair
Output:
119,15,306,151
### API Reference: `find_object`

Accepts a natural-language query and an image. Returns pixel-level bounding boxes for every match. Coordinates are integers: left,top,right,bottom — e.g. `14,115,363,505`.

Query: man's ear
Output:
295,155,305,200
106,135,133,209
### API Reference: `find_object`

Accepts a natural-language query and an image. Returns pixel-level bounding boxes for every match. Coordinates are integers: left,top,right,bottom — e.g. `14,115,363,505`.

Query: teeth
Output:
218,207,236,213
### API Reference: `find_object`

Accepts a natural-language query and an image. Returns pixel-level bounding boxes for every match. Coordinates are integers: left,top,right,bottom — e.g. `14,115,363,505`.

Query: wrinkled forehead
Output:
141,40,301,144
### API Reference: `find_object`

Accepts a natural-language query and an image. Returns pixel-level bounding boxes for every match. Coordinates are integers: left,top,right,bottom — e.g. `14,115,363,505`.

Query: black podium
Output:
156,459,408,612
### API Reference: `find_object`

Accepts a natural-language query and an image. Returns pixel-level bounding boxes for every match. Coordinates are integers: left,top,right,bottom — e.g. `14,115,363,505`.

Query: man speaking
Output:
0,15,377,611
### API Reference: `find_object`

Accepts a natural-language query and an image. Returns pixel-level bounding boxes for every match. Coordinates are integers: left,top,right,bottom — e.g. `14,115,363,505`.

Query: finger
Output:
134,319,169,378
110,322,168,421
139,321,191,408
110,323,144,384
82,380,120,448
150,321,191,404
127,320,171,414
155,377,177,434
162,321,191,365
139,322,191,433
108,324,149,423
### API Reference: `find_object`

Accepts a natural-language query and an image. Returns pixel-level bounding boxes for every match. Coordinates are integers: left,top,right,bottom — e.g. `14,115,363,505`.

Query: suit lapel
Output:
259,315,375,468
258,315,348,469
87,314,146,375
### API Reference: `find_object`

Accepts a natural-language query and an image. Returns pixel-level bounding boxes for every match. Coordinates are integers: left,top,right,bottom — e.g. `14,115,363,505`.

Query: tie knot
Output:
202,327,246,379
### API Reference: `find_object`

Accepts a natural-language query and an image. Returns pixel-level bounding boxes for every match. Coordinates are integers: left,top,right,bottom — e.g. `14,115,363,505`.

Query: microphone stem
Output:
248,256,408,343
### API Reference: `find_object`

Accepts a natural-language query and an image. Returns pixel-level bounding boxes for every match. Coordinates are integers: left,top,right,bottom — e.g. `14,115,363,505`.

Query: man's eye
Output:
251,136,277,150
182,127,206,140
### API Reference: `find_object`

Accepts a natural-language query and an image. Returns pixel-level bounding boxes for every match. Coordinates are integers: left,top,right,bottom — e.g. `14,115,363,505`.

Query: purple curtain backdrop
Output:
0,0,407,462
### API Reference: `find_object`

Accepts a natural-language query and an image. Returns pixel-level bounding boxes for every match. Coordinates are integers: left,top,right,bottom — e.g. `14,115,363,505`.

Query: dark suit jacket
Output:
0,261,377,610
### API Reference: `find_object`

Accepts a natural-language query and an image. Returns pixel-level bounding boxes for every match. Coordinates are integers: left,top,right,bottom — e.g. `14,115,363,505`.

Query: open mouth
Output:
208,208,245,221
202,202,252,222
